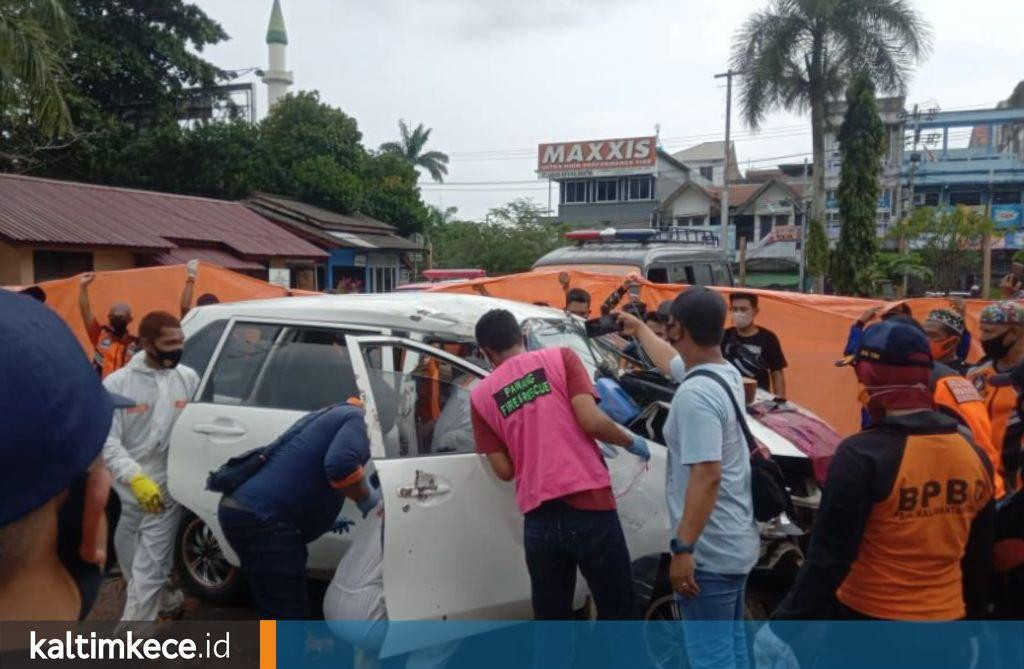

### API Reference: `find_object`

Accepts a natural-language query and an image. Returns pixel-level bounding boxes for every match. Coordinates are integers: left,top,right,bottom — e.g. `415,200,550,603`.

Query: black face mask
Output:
56,475,103,620
149,347,183,369
982,333,1016,361
109,318,129,336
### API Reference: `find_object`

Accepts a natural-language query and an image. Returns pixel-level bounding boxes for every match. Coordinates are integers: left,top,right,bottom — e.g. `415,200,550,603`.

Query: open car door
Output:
346,335,530,652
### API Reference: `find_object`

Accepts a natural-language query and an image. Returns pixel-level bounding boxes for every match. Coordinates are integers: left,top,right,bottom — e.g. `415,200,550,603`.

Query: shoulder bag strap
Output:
684,368,758,457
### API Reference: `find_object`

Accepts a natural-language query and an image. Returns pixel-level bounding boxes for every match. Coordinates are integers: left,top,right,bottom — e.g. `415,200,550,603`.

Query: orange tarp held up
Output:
17,262,313,356
431,268,991,437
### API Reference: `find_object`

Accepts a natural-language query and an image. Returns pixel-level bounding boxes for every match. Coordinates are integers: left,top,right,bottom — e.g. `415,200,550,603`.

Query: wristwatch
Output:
670,538,695,555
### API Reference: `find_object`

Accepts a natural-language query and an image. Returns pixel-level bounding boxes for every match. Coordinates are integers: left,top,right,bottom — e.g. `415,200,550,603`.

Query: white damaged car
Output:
169,293,833,644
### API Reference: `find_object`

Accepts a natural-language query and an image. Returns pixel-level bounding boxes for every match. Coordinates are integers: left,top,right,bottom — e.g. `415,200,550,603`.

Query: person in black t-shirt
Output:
722,292,787,396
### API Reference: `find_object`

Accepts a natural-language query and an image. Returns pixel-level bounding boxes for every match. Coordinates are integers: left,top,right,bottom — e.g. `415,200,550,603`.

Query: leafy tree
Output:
248,91,371,216
361,152,429,237
2,0,229,177
427,199,567,275
380,119,449,183
62,0,228,124
830,72,885,295
732,0,931,234
0,0,73,137
860,251,933,294
890,206,994,292
103,120,259,199
805,218,829,292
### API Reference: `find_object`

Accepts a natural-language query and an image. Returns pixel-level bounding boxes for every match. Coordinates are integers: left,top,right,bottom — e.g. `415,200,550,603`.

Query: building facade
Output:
245,193,424,292
823,96,907,242
670,141,741,186
539,136,691,229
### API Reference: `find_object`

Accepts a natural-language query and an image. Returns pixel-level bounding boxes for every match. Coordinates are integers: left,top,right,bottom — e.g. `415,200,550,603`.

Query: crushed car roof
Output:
184,292,566,339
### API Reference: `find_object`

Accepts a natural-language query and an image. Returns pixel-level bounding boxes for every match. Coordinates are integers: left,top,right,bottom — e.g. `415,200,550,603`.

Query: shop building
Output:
0,174,325,287
539,136,693,229
245,193,424,292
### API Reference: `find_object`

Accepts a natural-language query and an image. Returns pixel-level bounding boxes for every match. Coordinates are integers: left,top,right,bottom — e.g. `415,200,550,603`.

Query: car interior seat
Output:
253,342,359,411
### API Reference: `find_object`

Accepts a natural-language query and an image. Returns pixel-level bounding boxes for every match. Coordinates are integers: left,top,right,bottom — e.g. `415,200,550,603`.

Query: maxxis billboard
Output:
537,136,656,179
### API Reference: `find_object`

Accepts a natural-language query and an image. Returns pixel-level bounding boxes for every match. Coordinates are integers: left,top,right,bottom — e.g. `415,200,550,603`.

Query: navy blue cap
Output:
0,291,133,526
838,319,933,368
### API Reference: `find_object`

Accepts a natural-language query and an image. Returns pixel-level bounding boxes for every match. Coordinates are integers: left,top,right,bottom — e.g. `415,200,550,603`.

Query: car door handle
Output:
193,423,247,437
397,470,451,501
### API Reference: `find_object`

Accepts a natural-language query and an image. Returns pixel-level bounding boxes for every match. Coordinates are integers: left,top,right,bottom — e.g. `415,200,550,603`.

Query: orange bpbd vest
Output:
93,328,140,379
969,362,1022,493
933,375,1005,499
837,431,993,621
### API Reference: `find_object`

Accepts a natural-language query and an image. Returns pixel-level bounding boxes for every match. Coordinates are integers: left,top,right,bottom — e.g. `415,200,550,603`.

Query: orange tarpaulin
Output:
12,263,312,357
431,268,992,437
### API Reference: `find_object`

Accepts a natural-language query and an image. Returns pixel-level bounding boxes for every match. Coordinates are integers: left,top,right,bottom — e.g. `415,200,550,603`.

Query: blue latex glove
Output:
626,433,651,461
331,516,355,535
356,486,381,518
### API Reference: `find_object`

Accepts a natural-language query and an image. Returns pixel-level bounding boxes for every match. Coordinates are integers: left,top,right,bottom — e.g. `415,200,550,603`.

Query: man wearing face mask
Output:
722,292,787,397
1,290,135,621
969,302,1024,496
78,272,140,379
102,311,200,621
924,309,970,375
769,320,994,668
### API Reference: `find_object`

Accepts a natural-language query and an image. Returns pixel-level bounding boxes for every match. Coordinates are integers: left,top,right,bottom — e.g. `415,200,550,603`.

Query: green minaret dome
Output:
266,0,288,45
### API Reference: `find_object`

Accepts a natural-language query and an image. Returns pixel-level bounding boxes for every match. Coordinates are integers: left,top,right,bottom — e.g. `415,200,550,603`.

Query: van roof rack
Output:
565,227,720,247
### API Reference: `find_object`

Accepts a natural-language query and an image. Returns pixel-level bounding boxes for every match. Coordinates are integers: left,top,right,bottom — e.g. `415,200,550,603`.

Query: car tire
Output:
175,513,245,605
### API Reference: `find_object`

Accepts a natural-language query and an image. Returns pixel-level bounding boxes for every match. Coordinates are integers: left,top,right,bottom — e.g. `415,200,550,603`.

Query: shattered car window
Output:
521,318,622,377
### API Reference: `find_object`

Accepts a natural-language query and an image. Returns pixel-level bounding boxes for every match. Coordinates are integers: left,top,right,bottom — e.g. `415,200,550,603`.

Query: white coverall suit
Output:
103,352,200,621
325,507,459,669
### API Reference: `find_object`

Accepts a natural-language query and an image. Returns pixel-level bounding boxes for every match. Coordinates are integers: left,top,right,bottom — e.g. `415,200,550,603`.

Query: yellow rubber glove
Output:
129,474,165,513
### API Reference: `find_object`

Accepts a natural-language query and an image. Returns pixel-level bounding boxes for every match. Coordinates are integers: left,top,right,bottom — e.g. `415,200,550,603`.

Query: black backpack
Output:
684,369,795,523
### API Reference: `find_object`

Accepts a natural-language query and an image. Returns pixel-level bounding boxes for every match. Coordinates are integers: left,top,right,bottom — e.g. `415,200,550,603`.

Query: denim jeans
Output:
523,500,636,620
678,570,750,669
218,501,309,619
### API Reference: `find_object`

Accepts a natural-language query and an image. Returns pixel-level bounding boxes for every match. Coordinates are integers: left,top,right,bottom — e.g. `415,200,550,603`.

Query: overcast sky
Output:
193,0,1022,219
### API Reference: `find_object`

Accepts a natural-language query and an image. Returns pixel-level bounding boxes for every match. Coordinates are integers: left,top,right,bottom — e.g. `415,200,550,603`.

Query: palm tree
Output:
0,0,73,136
380,119,450,183
732,0,931,233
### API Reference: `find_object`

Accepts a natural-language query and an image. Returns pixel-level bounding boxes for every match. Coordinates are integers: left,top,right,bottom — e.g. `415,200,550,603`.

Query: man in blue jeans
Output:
619,288,759,669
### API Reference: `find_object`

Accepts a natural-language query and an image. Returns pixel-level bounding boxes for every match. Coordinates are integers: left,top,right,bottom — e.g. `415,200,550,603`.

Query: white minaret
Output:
261,0,293,111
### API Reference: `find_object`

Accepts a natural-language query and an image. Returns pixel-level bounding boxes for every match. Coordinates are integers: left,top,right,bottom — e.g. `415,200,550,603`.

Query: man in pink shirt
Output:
470,309,651,620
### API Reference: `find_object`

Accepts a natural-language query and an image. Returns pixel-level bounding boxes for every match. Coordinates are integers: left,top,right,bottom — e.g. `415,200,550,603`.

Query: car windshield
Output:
521,318,623,377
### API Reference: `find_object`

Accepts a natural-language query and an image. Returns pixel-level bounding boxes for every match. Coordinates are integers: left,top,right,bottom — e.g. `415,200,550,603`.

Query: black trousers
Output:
523,500,636,620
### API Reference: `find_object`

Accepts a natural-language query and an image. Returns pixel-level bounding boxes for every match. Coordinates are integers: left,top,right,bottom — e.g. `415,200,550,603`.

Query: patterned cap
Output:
926,309,965,336
980,301,1024,325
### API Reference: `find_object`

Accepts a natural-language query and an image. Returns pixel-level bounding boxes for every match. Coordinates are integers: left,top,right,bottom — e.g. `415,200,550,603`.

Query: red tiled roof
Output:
0,174,326,259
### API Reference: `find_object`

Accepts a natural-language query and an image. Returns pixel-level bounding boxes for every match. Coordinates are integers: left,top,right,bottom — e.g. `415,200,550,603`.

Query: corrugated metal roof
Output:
0,174,326,259
248,193,396,232
153,247,266,270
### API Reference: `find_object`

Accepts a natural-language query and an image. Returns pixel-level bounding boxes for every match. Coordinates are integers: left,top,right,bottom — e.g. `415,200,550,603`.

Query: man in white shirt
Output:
103,311,200,621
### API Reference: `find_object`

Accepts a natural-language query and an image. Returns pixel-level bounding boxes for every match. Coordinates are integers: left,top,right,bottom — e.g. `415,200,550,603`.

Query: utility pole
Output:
715,70,736,255
902,104,921,297
798,157,809,291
